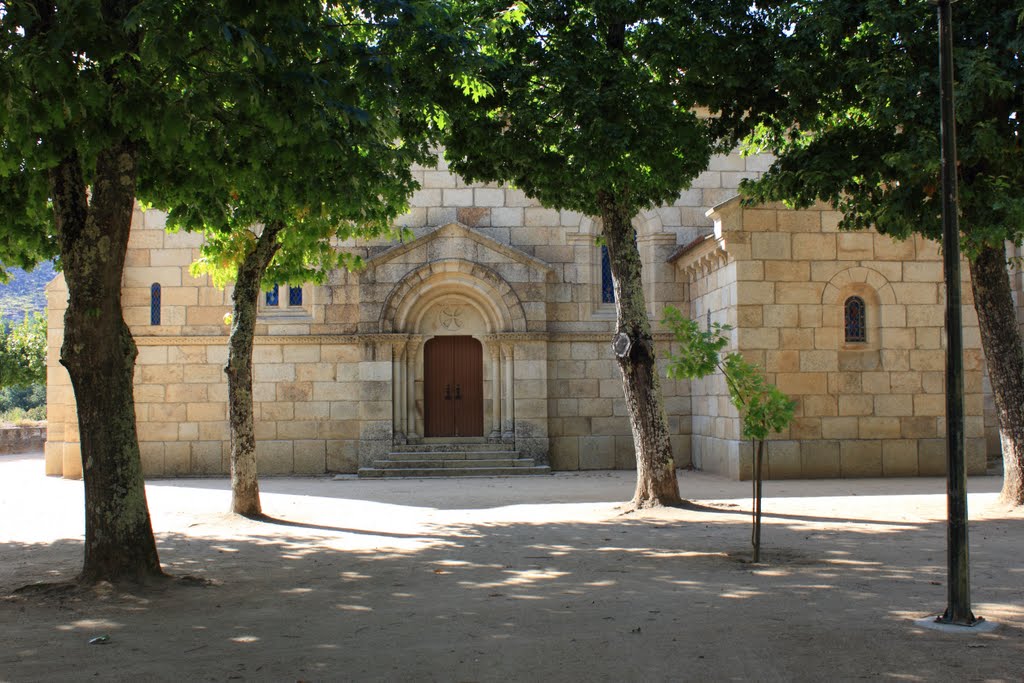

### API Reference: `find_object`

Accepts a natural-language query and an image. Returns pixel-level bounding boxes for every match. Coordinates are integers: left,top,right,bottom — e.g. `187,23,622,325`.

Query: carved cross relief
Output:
438,303,464,331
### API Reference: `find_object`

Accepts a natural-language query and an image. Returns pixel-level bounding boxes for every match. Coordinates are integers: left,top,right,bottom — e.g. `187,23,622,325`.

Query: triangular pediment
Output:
365,222,553,276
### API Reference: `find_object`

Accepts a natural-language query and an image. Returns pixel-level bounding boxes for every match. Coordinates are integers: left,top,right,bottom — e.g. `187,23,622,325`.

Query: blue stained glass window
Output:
150,283,161,325
266,284,279,306
288,286,303,307
600,245,615,304
844,296,866,342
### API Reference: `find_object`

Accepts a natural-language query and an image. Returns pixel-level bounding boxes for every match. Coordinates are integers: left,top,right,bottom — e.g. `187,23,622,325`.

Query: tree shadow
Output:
143,469,1009,511
4,456,1021,679
241,513,427,539
2,497,1022,682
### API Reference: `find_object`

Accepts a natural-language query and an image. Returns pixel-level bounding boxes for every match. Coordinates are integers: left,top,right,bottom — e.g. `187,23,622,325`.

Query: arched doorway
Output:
379,258,530,444
423,336,483,437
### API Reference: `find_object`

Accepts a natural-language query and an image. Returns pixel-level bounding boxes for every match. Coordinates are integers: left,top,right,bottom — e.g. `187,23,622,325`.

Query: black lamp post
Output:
933,0,979,628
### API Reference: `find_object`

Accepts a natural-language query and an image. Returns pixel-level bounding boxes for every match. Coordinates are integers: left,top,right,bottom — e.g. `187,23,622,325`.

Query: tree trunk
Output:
968,245,1024,507
52,143,163,583
226,221,284,516
597,191,682,508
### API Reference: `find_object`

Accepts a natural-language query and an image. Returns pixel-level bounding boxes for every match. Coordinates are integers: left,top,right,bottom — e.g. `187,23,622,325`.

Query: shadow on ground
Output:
141,471,1007,509
2,485,1022,682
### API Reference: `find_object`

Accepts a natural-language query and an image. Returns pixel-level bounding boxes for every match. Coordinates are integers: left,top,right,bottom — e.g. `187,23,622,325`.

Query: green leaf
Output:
663,307,795,442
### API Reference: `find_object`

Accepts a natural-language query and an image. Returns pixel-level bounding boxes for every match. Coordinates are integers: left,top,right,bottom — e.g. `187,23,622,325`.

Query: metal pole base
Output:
914,615,997,633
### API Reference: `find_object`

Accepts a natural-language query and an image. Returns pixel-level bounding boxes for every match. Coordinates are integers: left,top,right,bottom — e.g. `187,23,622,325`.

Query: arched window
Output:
600,245,615,304
844,296,866,343
266,284,279,307
150,283,161,326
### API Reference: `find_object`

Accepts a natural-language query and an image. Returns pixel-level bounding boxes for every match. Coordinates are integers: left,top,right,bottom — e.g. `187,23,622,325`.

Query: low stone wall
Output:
0,426,46,454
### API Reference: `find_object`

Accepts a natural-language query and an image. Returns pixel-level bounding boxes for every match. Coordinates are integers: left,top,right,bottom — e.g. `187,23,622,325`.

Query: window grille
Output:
600,245,615,304
844,296,867,343
266,284,279,306
288,286,303,307
150,283,161,325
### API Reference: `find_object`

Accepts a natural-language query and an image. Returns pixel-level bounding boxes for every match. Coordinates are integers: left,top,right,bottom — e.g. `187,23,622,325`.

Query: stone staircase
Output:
358,440,551,478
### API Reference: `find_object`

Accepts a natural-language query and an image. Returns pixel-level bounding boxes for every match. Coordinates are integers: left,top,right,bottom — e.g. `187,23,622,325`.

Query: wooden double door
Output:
423,336,483,437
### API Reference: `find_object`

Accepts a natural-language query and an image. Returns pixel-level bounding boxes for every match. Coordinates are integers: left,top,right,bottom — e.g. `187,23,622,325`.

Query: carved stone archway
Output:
379,259,526,334
382,259,525,444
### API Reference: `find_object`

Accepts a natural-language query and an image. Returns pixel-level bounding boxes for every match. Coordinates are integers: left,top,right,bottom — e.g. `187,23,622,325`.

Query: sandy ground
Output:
1,452,1022,682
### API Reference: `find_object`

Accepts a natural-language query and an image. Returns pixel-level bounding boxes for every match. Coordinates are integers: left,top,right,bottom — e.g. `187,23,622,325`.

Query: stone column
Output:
391,340,406,443
643,232,683,331
488,342,502,442
501,342,515,442
406,338,421,441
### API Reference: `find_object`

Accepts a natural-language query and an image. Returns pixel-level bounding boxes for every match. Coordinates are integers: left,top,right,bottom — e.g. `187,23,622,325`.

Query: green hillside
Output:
0,262,56,323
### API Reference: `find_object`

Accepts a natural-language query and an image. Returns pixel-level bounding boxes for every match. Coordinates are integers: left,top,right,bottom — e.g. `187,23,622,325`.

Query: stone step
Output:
373,458,537,469
391,442,510,453
358,465,552,478
385,450,521,462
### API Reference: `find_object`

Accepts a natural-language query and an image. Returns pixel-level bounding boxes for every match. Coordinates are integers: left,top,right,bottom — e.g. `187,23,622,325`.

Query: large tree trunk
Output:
52,144,163,583
226,221,283,516
968,245,1024,507
597,191,682,508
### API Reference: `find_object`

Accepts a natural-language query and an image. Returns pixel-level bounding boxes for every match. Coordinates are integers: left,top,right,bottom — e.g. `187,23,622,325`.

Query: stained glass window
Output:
600,245,615,304
844,296,866,343
288,286,303,306
150,283,161,325
266,284,279,306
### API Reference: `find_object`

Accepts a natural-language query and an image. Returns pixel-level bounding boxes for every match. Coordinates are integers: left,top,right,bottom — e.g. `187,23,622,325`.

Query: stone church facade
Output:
44,151,997,480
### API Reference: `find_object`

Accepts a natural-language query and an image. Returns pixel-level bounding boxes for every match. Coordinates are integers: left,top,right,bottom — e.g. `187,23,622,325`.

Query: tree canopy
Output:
0,0,475,579
743,1,1024,254
145,0,469,287
139,0,470,515
0,0,224,582
443,0,787,506
445,0,786,218
743,0,1024,506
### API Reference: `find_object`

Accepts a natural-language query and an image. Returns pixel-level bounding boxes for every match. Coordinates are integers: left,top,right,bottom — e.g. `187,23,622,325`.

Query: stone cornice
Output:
479,333,550,343
134,334,414,346
674,236,730,282
132,331,677,346
546,332,676,343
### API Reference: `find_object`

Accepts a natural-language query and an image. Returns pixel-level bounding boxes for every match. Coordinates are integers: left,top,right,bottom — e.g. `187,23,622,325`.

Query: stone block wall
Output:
545,336,692,472
47,148,878,480
547,339,629,471
43,201,377,477
0,426,46,454
675,197,990,479
45,274,79,477
671,234,745,478
49,334,373,478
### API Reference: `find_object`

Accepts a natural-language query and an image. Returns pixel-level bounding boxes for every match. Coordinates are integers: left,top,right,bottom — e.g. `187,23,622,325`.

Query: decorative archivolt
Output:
379,259,527,334
577,210,664,240
821,266,896,305
820,266,893,350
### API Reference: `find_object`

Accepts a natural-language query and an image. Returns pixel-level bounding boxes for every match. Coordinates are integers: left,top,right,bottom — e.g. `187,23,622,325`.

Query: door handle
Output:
444,384,451,400
455,384,461,400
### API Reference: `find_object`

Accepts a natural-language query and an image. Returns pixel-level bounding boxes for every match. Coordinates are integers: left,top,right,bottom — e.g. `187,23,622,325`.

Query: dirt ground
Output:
1,452,1022,682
